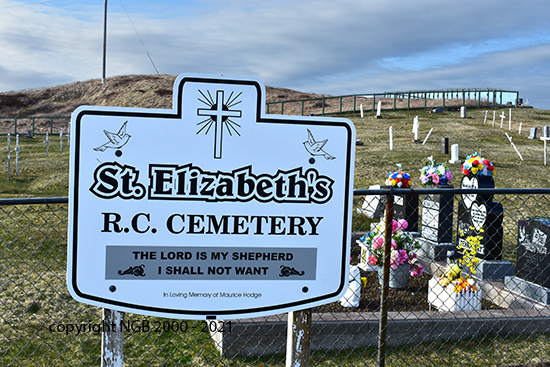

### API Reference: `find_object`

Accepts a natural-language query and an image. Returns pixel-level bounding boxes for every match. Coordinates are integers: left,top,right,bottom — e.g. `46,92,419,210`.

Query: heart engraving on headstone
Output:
461,176,478,209
471,202,487,231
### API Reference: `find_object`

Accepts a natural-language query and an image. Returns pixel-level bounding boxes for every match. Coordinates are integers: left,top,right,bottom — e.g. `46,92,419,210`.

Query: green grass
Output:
1,109,550,366
352,107,550,189
0,108,550,197
0,134,69,197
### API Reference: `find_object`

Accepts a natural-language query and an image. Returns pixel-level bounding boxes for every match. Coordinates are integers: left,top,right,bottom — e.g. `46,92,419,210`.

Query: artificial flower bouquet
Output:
385,171,413,188
461,152,495,178
437,230,482,293
359,219,424,277
436,264,478,293
419,156,453,186
428,232,483,311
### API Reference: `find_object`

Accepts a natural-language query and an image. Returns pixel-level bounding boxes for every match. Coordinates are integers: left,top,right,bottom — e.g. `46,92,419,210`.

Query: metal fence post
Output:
286,308,312,367
378,191,394,367
101,308,124,367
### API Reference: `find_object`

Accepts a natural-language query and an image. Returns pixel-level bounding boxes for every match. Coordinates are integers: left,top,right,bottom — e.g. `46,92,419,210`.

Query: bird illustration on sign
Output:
94,121,131,156
303,129,335,160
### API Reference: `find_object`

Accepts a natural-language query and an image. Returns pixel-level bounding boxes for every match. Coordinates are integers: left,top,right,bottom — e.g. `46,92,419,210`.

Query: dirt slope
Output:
0,74,329,117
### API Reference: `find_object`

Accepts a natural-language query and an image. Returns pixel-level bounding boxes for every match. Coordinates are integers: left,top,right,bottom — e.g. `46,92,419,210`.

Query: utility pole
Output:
102,0,107,84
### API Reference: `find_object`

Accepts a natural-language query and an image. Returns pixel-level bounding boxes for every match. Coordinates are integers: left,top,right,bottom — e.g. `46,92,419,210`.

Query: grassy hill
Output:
0,74,549,197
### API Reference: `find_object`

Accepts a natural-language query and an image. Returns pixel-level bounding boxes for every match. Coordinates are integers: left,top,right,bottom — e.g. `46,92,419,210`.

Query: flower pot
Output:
340,266,361,307
427,278,481,311
378,263,410,289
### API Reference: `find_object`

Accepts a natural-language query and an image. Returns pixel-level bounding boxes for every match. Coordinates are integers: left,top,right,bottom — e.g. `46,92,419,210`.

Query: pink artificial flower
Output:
432,174,440,184
368,256,378,265
445,170,453,182
391,239,397,250
410,263,425,277
392,220,399,233
390,249,407,269
373,236,384,249
398,219,408,230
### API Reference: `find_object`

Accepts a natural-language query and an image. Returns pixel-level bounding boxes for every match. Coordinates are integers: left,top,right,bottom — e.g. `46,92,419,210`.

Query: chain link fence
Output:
1,189,550,366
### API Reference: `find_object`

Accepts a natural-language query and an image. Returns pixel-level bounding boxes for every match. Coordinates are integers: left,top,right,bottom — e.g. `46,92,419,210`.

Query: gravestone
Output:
361,185,419,232
413,117,420,143
26,130,33,139
15,134,20,177
457,176,513,280
419,186,455,260
504,219,550,304
543,125,549,138
449,144,461,164
376,101,382,119
43,132,50,157
460,106,467,118
528,127,537,140
515,219,550,287
441,137,449,155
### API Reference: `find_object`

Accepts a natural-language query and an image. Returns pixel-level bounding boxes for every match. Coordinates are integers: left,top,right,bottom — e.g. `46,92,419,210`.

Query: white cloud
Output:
0,0,549,108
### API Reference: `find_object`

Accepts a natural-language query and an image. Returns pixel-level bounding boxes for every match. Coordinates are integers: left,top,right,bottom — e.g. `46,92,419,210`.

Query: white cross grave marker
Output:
389,126,393,150
422,127,433,145
541,136,550,166
484,110,488,125
360,104,363,118
449,144,461,164
500,111,506,129
509,108,512,131
7,134,10,181
505,133,523,161
43,132,51,157
413,116,419,133
15,134,20,177
493,111,496,127
376,100,382,118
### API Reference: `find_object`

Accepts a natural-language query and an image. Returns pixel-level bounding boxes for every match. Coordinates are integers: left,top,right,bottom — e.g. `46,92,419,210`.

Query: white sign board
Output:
68,74,356,319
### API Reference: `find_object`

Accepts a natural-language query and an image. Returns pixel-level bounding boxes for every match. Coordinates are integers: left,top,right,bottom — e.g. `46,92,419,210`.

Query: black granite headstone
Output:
441,137,449,155
421,187,454,243
516,219,550,288
392,190,419,232
362,185,419,232
457,199,503,261
460,175,494,206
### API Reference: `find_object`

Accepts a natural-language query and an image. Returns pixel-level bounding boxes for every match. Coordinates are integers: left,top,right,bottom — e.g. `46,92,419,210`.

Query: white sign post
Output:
68,74,356,320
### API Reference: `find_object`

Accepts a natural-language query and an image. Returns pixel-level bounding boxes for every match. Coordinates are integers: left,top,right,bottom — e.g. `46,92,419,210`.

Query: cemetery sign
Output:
67,74,356,319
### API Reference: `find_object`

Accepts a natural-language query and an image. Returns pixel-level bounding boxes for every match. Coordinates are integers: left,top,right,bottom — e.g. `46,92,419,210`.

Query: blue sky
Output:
1,0,549,109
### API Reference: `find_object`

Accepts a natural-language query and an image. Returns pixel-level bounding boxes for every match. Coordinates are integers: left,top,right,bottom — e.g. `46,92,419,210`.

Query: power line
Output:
118,0,160,75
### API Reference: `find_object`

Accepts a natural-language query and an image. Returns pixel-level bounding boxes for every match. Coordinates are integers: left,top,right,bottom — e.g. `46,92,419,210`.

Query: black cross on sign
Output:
197,90,242,159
